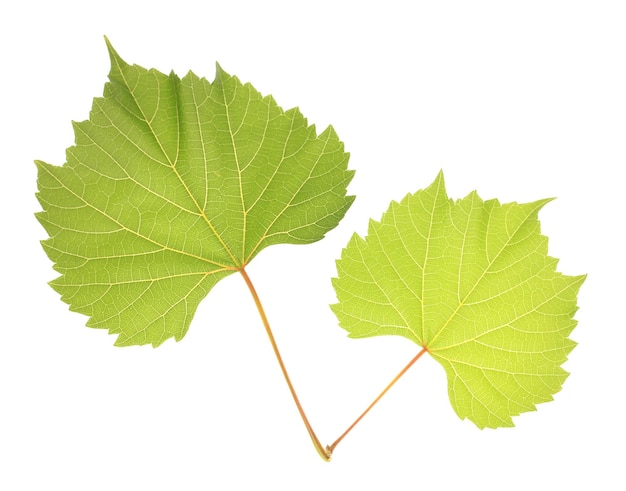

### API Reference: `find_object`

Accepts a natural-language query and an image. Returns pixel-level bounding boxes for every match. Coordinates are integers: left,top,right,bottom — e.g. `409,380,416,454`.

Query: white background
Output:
2,1,624,489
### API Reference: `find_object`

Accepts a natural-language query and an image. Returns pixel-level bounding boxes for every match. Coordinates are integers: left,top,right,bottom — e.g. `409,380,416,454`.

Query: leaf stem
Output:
327,346,429,455
239,267,331,462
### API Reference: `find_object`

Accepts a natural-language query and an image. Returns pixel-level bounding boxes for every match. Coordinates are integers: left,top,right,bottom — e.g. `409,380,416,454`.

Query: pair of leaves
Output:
36,39,584,433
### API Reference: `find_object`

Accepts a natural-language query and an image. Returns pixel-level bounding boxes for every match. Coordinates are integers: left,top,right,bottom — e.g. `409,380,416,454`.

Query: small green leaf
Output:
332,171,585,429
36,39,354,347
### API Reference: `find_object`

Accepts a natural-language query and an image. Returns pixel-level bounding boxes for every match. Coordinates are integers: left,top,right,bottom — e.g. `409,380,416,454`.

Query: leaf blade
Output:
36,40,354,346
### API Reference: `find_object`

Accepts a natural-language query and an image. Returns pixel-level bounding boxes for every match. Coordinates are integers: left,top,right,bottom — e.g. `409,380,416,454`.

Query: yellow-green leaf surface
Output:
36,40,354,347
331,172,584,429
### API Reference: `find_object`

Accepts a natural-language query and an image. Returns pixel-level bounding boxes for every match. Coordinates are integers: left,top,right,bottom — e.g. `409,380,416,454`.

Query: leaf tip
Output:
539,196,557,207
433,168,446,187
104,35,116,56
214,62,230,82
103,36,128,74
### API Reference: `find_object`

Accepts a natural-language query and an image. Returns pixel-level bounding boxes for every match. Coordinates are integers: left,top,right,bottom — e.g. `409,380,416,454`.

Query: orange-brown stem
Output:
327,346,429,455
239,267,331,461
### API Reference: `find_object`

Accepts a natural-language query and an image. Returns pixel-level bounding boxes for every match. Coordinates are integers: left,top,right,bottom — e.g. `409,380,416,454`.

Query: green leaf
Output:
36,39,354,347
331,171,585,429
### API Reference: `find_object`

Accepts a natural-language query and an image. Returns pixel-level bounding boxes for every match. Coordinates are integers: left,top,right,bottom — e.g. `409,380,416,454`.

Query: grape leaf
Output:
35,39,354,347
331,171,585,429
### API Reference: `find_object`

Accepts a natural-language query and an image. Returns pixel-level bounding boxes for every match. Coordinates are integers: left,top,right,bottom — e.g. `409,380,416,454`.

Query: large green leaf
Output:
332,172,584,429
36,39,354,347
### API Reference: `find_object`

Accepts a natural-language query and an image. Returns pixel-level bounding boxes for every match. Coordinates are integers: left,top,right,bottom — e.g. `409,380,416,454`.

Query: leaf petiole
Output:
327,346,429,455
239,267,332,461
241,264,429,460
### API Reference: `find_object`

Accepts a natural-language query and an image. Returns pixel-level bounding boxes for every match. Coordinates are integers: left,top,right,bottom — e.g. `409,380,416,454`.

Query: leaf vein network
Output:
244,131,331,263
429,205,542,348
39,164,233,270
431,277,577,352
